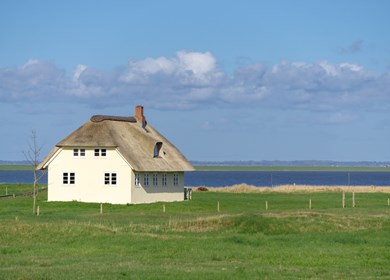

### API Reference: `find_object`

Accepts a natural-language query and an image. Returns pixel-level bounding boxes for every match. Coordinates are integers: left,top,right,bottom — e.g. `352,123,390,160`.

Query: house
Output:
37,106,194,204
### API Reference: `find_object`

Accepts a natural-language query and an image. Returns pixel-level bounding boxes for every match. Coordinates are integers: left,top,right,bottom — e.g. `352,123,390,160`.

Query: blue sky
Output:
1,0,390,162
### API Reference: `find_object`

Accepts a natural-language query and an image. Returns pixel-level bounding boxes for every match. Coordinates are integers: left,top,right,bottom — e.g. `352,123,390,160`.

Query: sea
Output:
1,170,390,187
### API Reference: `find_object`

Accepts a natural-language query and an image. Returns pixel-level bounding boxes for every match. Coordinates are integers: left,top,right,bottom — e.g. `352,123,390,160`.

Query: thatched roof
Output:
38,114,194,172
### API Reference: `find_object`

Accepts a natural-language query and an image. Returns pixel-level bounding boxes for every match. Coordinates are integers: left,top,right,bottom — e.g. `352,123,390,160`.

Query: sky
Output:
1,0,390,162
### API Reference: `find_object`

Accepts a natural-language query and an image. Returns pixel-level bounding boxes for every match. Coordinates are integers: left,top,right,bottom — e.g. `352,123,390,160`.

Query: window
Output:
153,173,158,186
173,173,179,186
73,148,85,157
95,148,107,157
144,173,149,186
153,142,163,158
162,173,167,186
63,172,75,184
104,173,117,185
135,173,140,187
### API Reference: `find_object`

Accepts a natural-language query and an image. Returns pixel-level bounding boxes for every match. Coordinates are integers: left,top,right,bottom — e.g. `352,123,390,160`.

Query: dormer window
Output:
153,142,163,158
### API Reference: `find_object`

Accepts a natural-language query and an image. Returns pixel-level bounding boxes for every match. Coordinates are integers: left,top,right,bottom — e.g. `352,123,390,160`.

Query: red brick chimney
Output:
135,105,146,126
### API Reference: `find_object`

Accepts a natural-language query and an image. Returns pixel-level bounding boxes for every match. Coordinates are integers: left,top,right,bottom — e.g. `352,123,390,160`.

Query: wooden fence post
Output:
163,204,166,213
100,203,103,214
352,192,355,208
37,205,40,216
309,199,312,209
265,200,268,210
342,192,345,208
217,201,220,212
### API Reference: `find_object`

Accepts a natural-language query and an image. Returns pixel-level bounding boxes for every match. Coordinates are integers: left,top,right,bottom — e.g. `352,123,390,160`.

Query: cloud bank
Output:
1,51,389,111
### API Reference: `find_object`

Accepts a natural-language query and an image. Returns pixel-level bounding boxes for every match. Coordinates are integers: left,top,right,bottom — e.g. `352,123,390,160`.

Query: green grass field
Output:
0,184,389,279
0,165,34,171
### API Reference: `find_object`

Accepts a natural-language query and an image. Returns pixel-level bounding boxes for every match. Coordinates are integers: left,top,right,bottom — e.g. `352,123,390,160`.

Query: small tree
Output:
23,130,45,215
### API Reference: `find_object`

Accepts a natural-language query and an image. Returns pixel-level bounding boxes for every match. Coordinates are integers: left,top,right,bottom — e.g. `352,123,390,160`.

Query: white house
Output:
37,106,194,204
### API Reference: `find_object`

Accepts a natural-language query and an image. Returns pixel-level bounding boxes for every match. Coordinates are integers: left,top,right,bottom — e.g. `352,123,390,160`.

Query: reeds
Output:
190,184,390,193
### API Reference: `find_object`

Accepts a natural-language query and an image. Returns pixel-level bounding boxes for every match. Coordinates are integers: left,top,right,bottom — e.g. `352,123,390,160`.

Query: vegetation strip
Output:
195,165,390,172
0,165,34,171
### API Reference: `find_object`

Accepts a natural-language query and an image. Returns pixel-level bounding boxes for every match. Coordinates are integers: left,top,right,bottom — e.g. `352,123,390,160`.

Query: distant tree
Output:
23,130,45,215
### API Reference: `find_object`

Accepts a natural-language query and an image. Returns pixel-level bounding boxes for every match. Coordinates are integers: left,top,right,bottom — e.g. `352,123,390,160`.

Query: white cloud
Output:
21,59,40,69
73,64,88,81
339,63,363,72
176,51,216,75
0,52,389,114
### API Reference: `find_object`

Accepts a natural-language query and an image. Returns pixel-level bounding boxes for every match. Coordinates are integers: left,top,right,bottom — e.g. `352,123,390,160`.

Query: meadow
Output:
0,184,389,279
0,165,33,171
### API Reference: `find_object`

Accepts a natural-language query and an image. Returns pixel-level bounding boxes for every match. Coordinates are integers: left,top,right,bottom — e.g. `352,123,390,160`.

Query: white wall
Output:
47,147,185,204
47,147,132,204
131,171,185,204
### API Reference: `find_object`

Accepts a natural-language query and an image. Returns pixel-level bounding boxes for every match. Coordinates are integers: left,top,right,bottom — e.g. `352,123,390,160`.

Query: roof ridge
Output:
90,115,137,123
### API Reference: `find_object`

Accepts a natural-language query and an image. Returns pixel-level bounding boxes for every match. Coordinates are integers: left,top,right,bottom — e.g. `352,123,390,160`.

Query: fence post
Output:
217,201,220,212
163,204,166,213
265,200,268,210
309,199,312,209
37,205,40,216
342,192,345,208
352,192,355,208
100,203,103,214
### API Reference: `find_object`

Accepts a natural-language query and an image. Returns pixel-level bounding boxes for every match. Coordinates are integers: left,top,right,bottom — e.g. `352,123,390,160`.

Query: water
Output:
0,171,47,184
185,171,390,187
1,170,390,187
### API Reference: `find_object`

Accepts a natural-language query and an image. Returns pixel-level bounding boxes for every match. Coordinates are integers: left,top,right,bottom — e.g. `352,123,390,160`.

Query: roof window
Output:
154,142,163,158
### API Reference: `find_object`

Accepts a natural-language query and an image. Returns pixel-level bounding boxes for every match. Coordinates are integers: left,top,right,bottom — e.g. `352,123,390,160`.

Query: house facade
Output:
38,106,194,204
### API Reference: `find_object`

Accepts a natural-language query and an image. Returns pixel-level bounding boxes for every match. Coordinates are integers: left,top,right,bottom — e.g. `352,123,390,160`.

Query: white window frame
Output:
153,173,158,187
63,172,75,185
134,172,140,187
73,148,86,157
162,173,167,186
104,172,117,185
144,173,149,186
173,173,179,186
94,148,107,157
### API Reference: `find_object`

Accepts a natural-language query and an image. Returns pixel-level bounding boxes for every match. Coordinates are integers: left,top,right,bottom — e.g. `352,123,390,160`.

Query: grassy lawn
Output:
0,184,389,279
0,165,33,171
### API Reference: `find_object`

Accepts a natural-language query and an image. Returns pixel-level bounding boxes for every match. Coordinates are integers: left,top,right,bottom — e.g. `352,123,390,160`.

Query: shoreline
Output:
189,184,390,193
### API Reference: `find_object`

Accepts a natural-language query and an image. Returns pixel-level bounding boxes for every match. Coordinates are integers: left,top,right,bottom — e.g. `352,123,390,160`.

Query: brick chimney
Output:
135,105,146,126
